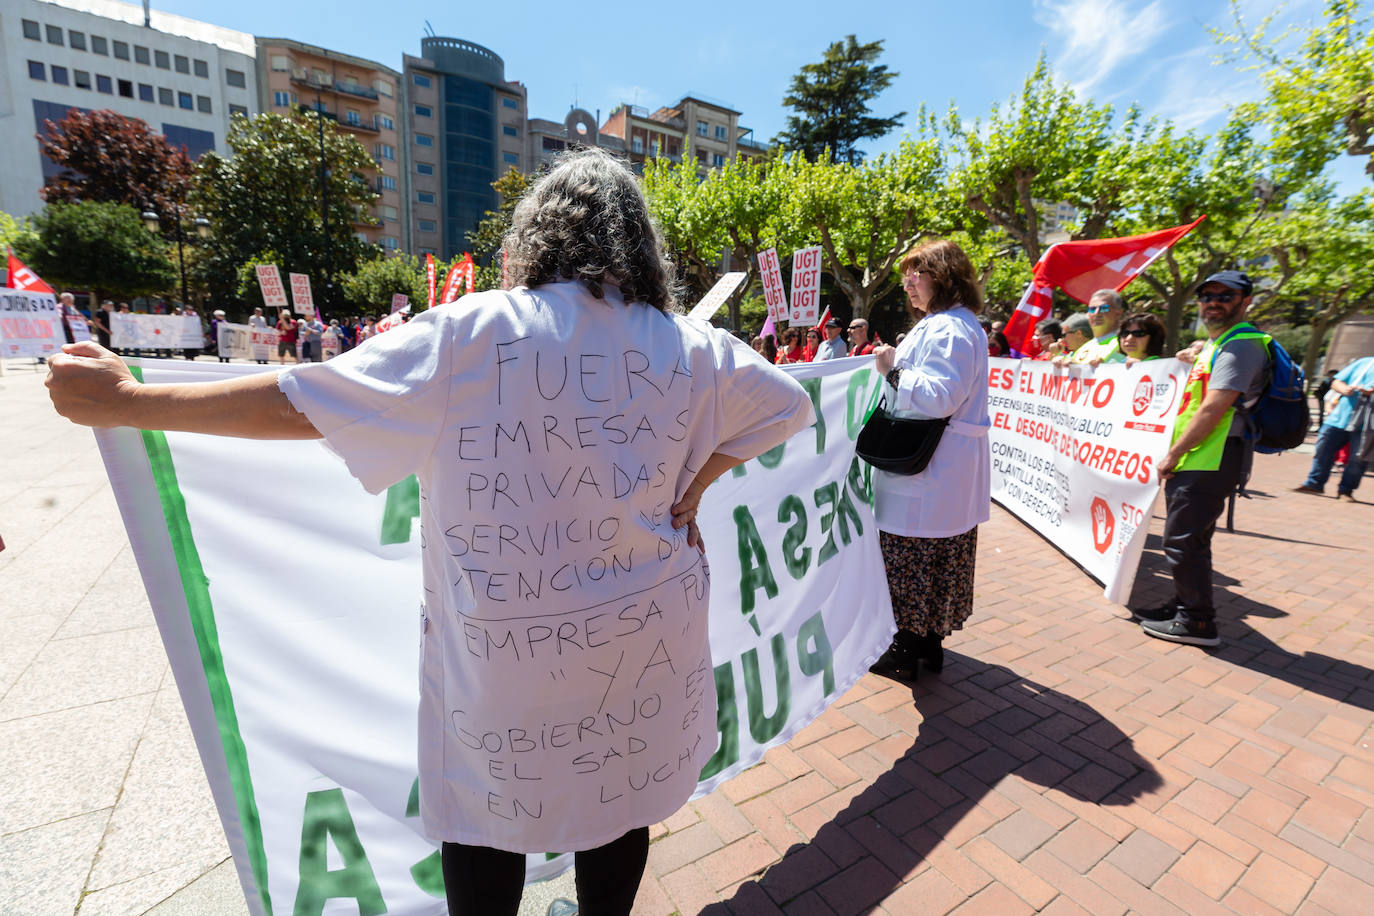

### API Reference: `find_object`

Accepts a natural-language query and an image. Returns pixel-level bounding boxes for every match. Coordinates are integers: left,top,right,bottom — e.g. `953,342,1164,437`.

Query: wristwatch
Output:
886,367,902,389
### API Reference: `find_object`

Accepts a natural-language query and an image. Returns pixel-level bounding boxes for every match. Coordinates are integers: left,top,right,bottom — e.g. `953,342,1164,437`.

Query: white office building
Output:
0,0,259,217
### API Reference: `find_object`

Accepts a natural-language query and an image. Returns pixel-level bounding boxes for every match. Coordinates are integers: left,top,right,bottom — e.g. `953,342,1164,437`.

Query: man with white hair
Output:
1073,289,1125,365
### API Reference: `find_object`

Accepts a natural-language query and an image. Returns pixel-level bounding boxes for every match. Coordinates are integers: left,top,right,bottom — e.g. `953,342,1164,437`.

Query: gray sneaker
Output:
547,899,578,916
1141,614,1220,647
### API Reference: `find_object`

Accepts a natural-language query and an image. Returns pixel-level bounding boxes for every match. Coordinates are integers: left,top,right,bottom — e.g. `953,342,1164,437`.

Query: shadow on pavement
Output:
706,660,1161,914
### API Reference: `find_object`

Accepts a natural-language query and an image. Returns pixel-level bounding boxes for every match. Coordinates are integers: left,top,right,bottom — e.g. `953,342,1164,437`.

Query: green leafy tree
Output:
1,211,35,254
339,253,431,314
38,109,194,216
192,112,380,311
13,201,175,300
467,168,530,292
774,35,905,165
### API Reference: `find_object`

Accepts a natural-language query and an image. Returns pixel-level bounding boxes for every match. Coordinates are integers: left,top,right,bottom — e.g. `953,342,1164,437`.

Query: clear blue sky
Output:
149,0,1366,191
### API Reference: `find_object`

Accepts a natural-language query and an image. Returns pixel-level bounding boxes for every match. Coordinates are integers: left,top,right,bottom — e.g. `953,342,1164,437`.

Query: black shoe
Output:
869,635,919,682
917,634,944,673
1141,613,1220,647
1132,601,1181,622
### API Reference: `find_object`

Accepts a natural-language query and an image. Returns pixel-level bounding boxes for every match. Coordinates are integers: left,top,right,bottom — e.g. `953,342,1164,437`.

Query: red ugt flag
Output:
425,253,437,309
438,254,477,306
6,249,54,293
1004,217,1205,355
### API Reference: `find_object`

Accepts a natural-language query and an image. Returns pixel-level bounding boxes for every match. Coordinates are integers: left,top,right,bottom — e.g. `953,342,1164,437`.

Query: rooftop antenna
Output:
143,0,151,27
423,20,436,37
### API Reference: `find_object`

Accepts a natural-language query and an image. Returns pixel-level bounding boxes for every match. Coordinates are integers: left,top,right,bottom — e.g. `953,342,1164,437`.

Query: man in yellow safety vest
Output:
1136,271,1270,647
1070,290,1125,365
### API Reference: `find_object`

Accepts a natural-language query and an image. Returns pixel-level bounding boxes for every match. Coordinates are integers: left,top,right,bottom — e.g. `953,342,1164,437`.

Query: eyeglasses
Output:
1121,328,1151,338
901,270,925,286
1086,304,1114,314
1197,292,1239,303
848,325,864,331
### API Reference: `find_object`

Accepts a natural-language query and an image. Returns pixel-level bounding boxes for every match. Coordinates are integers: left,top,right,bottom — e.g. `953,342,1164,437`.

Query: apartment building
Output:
599,95,768,172
402,37,526,259
255,38,405,253
525,107,626,172
1,0,258,217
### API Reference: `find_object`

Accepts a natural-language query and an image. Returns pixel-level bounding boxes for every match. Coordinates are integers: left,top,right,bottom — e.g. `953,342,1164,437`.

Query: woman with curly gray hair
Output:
46,147,814,916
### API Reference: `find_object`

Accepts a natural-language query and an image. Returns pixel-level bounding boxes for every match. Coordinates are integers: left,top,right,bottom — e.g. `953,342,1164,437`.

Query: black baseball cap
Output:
1197,270,1253,297
824,317,842,328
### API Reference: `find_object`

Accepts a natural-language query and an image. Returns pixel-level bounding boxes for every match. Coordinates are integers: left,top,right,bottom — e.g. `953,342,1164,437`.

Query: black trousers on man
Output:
1162,436,1246,616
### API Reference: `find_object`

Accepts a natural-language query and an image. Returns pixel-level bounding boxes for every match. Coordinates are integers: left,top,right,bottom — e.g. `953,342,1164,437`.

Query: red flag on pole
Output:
425,254,437,310
460,253,475,295
437,254,477,306
1003,217,1206,355
813,305,832,336
6,249,54,293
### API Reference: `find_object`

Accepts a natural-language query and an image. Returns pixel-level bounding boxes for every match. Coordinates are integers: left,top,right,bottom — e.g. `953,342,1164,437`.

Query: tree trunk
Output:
1164,289,1191,354
1303,311,1332,380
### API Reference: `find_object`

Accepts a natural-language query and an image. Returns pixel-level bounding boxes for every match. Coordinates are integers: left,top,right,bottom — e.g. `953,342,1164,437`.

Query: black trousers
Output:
440,826,649,916
1162,436,1246,616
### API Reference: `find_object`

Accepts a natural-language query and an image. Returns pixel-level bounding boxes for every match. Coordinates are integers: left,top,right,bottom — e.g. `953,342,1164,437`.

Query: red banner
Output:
6,250,54,293
425,254,436,310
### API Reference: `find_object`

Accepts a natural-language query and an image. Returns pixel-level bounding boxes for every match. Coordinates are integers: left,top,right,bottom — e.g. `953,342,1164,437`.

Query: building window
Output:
155,50,170,69
194,59,209,78
159,87,174,106
416,133,434,147
651,140,660,157
413,73,431,88
270,55,289,72
373,78,392,96
377,175,397,191
229,104,248,117
91,35,108,55
375,114,394,131
75,70,92,90
416,162,434,176
381,237,399,250
344,109,360,126
135,45,150,65
138,83,154,102
415,104,432,118
27,61,45,81
632,136,643,154
503,152,519,165
22,19,41,41
226,69,246,88
696,120,708,136
376,143,396,161
273,90,290,107
417,191,435,204
502,97,518,109
113,40,129,60
502,124,518,137
715,125,727,140
118,78,133,98
52,66,69,85
97,74,113,94
713,153,725,167
197,95,212,113
46,24,63,45
174,55,190,74
178,91,194,110
418,219,436,232
68,30,86,51
381,205,398,222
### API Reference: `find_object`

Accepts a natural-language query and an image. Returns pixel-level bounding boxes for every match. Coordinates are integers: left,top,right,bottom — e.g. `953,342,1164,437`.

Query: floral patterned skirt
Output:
879,527,978,637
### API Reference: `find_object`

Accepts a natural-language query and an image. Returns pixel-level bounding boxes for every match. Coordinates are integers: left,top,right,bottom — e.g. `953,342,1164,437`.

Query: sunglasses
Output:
1086,304,1114,314
1121,328,1151,338
901,270,926,286
1197,292,1239,303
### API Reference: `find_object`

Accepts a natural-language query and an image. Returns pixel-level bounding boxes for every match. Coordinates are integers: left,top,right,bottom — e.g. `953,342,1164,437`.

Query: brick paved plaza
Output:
2,362,1371,915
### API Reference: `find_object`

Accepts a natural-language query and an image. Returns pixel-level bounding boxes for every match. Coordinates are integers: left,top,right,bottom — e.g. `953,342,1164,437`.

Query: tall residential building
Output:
599,95,768,172
255,38,405,253
1,0,258,218
526,107,626,172
402,37,526,259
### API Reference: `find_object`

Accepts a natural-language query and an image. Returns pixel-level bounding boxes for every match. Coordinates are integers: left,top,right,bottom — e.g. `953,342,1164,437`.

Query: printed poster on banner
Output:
249,326,277,362
376,304,411,333
0,288,62,358
92,357,893,915
686,272,747,322
255,265,289,309
109,313,203,350
67,316,92,343
985,357,1187,603
288,273,313,316
216,322,255,361
789,246,822,325
390,293,409,314
757,248,788,325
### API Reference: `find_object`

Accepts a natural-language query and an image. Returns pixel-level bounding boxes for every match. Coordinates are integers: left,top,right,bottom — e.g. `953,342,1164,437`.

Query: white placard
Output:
255,265,289,309
789,246,822,325
289,273,313,313
250,327,277,362
687,272,748,322
757,249,787,324
110,314,203,350
216,322,254,360
390,293,410,314
67,316,92,343
0,289,62,358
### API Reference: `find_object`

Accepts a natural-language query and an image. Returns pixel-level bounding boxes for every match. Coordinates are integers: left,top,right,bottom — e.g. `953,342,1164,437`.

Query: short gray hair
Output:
1063,313,1092,336
1090,289,1124,310
503,148,679,312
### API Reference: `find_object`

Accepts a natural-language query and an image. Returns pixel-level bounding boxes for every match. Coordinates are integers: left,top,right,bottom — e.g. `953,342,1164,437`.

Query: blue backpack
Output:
1246,332,1310,453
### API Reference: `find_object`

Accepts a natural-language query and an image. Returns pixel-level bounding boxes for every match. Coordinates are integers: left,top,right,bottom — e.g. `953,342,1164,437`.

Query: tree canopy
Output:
38,109,194,217
13,201,176,300
773,35,905,166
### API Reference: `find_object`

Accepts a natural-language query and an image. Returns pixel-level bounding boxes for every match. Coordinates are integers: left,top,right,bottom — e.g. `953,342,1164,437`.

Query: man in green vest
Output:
1071,290,1124,364
1137,271,1270,647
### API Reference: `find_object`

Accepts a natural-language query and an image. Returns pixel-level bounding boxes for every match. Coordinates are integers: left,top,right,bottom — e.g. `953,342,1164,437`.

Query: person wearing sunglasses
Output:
1071,289,1126,365
1052,313,1093,366
1116,313,1166,366
1136,270,1270,649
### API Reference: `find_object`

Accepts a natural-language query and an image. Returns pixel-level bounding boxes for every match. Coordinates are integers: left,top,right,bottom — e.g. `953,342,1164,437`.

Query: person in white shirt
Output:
813,317,847,361
868,239,991,681
45,148,813,916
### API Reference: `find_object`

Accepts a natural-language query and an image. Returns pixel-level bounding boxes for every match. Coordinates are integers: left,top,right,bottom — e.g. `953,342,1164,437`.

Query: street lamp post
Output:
314,85,335,316
142,209,211,307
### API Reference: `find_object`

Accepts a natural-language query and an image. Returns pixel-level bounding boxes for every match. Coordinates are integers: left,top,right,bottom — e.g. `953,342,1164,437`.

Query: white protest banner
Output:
986,357,1187,603
95,357,892,915
322,326,341,360
376,304,410,334
110,314,202,350
757,248,787,325
686,272,747,322
0,289,62,358
68,316,91,342
255,265,289,309
250,326,277,362
216,322,254,361
789,246,822,325
289,273,314,316
390,293,410,314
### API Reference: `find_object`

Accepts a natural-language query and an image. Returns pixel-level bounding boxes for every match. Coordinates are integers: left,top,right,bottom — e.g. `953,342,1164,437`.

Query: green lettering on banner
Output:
813,482,841,566
799,377,826,454
846,456,873,507
796,610,836,696
742,634,790,743
845,368,882,440
698,661,738,779
777,494,811,579
293,788,386,916
733,505,777,633
381,475,420,545
757,441,786,469
834,478,864,545
405,778,445,897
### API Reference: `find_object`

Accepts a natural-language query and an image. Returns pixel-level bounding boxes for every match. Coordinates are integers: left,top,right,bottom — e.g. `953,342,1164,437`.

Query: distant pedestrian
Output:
275,311,297,364
1294,356,1374,502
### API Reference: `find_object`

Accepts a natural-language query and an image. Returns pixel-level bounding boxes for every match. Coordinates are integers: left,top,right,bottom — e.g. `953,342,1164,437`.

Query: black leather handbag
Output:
855,396,949,475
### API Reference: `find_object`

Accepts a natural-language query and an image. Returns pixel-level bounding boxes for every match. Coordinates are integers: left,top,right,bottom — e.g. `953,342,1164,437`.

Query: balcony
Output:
289,70,380,101
296,104,379,135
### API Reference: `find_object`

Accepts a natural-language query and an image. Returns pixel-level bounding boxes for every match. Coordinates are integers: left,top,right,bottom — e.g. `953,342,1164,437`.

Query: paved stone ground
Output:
3,361,1371,915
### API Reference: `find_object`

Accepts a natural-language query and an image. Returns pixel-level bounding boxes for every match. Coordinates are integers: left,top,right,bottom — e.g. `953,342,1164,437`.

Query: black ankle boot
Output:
870,631,920,682
917,634,944,673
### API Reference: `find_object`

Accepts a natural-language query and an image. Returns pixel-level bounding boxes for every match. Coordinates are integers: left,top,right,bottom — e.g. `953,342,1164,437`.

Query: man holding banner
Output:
46,149,813,916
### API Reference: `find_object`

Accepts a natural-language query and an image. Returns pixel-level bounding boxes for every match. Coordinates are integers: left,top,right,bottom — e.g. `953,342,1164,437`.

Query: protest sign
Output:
390,293,409,314
96,356,892,915
255,265,289,309
67,316,92,343
0,288,62,358
250,326,277,362
111,314,203,350
757,249,787,325
986,357,1186,603
322,326,341,360
789,246,822,325
216,322,254,361
686,272,747,322
288,273,314,316
376,304,411,334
